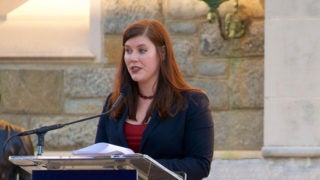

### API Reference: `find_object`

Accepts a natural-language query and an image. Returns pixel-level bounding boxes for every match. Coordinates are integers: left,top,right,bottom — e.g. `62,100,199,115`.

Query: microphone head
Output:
120,84,131,96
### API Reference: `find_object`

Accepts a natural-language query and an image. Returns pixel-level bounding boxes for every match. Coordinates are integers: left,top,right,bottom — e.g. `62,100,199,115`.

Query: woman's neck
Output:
138,82,157,97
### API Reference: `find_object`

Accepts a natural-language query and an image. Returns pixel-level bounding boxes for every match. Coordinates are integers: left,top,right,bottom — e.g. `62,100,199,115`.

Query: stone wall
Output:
0,0,264,151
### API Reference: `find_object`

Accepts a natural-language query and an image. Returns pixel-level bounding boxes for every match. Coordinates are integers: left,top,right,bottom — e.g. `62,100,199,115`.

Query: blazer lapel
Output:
140,108,160,151
117,108,129,147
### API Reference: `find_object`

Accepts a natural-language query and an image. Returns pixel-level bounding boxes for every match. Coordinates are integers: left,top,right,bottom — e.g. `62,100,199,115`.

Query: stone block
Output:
209,159,267,180
172,38,196,77
0,70,63,114
265,20,320,97
189,80,229,110
167,21,198,34
230,58,264,108
103,0,162,34
214,110,263,150
265,99,320,146
267,0,320,18
208,158,320,180
198,60,228,77
65,98,105,115
64,67,115,97
166,0,209,19
240,21,264,56
104,35,122,64
200,21,225,56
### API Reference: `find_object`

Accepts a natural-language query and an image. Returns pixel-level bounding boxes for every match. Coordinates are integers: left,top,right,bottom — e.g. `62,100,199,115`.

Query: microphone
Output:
4,84,131,156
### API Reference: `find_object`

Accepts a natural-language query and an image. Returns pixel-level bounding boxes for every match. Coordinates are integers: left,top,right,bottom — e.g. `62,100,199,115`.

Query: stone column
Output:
263,0,320,157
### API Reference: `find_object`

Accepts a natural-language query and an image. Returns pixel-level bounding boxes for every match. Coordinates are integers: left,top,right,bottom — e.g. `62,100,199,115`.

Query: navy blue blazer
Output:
95,91,214,180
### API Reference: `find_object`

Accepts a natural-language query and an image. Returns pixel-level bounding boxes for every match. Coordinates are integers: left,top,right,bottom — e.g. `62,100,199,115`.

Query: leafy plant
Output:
200,0,229,23
200,0,245,39
201,0,229,13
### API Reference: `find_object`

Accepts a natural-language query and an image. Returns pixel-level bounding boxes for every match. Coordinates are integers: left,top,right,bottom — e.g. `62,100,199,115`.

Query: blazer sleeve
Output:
156,92,214,180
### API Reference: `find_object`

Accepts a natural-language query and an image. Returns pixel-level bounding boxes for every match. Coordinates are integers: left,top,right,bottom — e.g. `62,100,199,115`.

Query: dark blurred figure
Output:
0,119,34,180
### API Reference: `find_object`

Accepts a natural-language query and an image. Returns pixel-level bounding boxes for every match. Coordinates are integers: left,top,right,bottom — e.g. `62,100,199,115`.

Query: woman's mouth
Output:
130,66,141,73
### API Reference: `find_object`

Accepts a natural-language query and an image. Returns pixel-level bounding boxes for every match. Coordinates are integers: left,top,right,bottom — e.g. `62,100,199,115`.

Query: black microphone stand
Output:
37,133,45,156
33,112,108,156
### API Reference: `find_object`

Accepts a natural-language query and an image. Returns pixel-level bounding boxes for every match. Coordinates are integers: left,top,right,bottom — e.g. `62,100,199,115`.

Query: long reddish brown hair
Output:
107,19,204,122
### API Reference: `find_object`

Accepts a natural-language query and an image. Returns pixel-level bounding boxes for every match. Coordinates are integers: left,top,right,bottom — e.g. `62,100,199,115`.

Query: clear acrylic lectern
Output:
9,154,184,180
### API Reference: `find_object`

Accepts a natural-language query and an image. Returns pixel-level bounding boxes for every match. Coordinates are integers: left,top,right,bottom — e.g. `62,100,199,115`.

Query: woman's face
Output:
124,35,161,87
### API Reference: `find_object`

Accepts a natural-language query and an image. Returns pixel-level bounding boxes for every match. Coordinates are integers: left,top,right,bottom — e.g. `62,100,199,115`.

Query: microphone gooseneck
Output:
120,83,131,96
111,83,131,110
4,83,131,156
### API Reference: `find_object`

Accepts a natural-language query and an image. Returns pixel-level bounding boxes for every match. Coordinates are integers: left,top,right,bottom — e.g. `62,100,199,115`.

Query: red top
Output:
124,122,147,153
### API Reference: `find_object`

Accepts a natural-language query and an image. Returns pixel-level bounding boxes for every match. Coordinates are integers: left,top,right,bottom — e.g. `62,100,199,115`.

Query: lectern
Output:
9,154,184,180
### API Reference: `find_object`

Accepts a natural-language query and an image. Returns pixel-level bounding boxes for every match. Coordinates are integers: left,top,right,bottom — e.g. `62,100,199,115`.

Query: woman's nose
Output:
127,51,139,61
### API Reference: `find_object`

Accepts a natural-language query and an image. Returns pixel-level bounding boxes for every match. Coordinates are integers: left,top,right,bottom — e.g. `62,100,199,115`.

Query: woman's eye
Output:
139,49,147,54
125,48,132,54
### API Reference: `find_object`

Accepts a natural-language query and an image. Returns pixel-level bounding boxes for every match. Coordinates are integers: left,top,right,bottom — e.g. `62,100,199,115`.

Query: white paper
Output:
72,142,135,156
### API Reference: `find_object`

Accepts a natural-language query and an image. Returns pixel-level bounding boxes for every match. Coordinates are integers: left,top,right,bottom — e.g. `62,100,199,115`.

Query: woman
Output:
95,19,214,180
